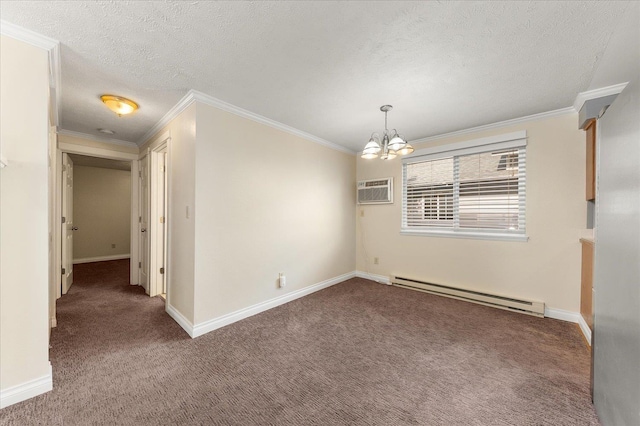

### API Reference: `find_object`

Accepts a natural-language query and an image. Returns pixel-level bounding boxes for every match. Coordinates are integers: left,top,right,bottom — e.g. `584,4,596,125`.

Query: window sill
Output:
400,229,529,242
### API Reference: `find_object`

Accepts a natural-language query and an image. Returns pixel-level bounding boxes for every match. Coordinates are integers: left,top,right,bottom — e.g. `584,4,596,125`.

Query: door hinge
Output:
62,164,67,172
139,216,142,223
139,171,142,178
62,216,66,224
160,216,165,224
160,267,164,275
138,262,142,268
61,267,66,275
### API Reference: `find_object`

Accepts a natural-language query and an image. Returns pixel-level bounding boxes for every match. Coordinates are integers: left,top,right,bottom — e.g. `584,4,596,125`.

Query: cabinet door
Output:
585,119,596,201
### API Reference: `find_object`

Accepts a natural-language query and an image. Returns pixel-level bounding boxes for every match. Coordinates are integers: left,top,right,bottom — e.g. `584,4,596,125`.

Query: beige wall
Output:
59,133,138,155
141,103,197,324
193,103,356,324
356,113,586,312
140,101,356,328
0,36,51,392
73,166,131,260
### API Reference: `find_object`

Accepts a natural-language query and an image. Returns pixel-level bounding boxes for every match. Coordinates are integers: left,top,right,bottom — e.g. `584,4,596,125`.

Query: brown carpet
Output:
1,260,599,425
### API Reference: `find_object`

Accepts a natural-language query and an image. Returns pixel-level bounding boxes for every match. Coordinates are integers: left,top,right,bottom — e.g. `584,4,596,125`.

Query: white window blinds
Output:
402,132,527,240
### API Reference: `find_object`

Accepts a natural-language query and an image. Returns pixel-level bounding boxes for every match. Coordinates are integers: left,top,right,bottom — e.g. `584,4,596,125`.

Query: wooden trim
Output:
585,119,596,201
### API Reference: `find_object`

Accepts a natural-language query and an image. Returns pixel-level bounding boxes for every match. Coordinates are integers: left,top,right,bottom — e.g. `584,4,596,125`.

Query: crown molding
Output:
57,129,139,149
409,107,575,146
190,90,355,154
1,20,61,127
137,91,197,146
0,20,58,50
573,82,629,112
139,89,355,155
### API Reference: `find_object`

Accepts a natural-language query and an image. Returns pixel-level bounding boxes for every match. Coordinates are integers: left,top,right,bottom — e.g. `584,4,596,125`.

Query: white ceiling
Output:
0,1,634,152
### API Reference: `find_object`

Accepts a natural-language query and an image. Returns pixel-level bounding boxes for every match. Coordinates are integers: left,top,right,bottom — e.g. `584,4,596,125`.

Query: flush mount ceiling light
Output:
361,105,413,160
97,128,115,135
100,95,138,116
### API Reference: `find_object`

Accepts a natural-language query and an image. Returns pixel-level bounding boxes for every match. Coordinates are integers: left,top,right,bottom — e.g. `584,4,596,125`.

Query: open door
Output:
154,149,167,297
139,155,149,292
61,153,75,294
148,146,167,298
162,150,167,296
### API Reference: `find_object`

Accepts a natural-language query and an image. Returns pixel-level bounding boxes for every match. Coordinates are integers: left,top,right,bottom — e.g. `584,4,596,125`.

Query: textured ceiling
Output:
0,1,633,151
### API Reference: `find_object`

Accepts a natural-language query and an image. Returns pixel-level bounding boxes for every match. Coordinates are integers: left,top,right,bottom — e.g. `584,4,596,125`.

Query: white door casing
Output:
56,140,140,286
159,150,167,295
139,155,149,293
149,144,168,297
49,125,58,329
61,153,74,294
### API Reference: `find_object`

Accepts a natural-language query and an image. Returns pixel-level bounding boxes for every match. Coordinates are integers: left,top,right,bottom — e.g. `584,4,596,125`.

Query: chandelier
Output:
361,105,413,160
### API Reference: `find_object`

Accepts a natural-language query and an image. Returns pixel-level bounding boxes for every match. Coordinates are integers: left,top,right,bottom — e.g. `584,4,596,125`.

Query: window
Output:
402,131,527,241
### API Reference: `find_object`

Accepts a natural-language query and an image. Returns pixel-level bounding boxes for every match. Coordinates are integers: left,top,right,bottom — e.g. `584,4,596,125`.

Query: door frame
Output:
61,153,74,295
138,153,150,293
148,137,170,298
53,140,140,303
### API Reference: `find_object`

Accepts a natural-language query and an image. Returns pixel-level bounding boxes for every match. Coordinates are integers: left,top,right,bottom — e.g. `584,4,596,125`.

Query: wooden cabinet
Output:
580,238,594,330
585,119,596,201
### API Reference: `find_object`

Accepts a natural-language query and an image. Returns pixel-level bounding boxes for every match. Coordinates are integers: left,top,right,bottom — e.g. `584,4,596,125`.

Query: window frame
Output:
401,131,529,242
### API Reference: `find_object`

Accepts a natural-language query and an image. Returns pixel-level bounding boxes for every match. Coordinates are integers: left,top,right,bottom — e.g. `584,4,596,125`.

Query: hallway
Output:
2,260,189,424
52,260,184,354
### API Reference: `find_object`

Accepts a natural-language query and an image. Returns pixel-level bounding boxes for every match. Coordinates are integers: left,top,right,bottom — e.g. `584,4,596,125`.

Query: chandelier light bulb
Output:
388,133,406,151
397,143,414,155
361,152,379,159
363,139,381,154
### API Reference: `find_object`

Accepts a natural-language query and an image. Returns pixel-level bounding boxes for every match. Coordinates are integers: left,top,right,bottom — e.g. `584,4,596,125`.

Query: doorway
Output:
59,153,134,295
54,142,140,311
145,141,168,298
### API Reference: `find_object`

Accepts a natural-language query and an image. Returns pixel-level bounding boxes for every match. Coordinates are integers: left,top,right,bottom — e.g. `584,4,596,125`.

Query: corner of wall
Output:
0,362,52,409
166,303,194,338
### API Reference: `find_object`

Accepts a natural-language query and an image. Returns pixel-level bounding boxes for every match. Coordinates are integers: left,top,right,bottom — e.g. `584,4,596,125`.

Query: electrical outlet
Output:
111,244,116,249
374,257,379,265
278,273,286,288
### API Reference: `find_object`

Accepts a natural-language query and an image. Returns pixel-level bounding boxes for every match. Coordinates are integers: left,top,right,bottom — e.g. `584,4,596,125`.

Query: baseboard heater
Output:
391,276,545,318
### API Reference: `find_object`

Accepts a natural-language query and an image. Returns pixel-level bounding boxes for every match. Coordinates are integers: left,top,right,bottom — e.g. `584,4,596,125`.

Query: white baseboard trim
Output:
166,303,194,338
545,307,591,345
192,271,356,338
355,271,391,285
577,315,592,346
0,362,52,409
73,254,130,264
50,317,57,328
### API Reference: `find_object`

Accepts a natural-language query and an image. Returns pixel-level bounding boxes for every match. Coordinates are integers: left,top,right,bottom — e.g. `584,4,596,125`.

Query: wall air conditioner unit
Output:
357,178,393,204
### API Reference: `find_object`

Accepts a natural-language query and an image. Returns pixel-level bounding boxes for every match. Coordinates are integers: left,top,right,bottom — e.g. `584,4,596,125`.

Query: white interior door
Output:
61,153,74,294
157,150,167,296
149,147,167,298
139,155,149,293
